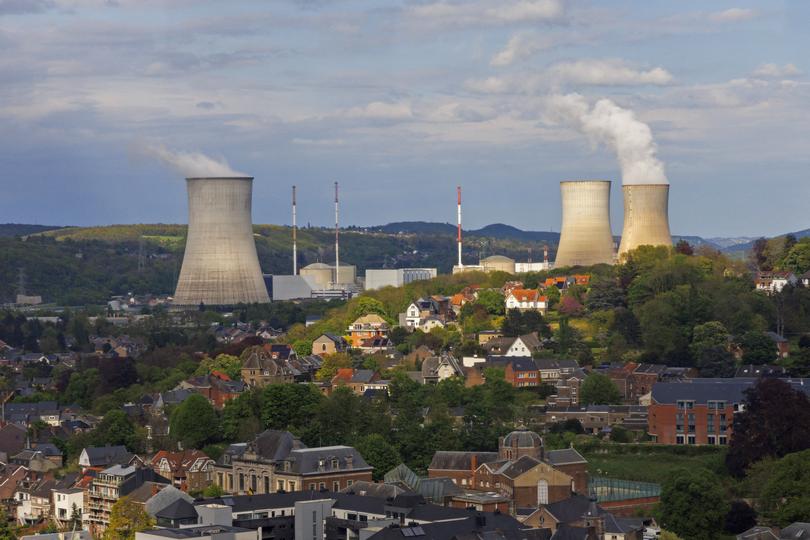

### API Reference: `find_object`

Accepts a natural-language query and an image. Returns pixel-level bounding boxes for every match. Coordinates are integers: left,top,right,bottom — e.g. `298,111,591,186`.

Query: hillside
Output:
0,223,66,237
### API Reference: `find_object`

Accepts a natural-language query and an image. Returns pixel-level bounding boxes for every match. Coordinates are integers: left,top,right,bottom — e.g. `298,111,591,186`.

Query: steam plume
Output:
142,143,247,177
546,93,667,184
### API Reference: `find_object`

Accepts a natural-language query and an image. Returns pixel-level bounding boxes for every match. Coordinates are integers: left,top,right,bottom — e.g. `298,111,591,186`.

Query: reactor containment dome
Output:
554,180,615,267
618,184,672,258
173,177,270,306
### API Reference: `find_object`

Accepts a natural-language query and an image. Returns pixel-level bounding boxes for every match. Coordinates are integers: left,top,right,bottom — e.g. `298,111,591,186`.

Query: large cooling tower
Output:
174,177,270,306
618,184,672,258
554,180,615,267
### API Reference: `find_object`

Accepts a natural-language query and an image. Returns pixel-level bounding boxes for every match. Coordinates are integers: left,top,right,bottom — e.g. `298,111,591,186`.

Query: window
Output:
309,483,316,491
239,473,244,491
264,477,270,494
719,436,728,445
319,482,326,490
687,435,696,445
347,480,353,487
707,435,716,445
278,480,285,491
333,481,340,492
537,480,549,505
676,435,685,445
289,482,296,491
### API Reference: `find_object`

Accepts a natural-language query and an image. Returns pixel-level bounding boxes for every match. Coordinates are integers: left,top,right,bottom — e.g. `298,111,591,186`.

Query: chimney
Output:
334,181,340,285
292,185,298,275
457,186,463,268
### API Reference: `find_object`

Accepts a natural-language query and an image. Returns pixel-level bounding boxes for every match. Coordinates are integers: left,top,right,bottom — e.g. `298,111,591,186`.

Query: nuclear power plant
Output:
618,184,672,258
173,177,270,306
554,180,615,267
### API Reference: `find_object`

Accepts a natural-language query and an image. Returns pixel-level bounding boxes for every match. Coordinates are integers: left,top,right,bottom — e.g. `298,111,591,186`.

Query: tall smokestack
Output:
543,244,549,265
618,184,672,258
334,181,340,285
554,180,614,267
292,185,298,275
174,177,270,305
457,186,463,268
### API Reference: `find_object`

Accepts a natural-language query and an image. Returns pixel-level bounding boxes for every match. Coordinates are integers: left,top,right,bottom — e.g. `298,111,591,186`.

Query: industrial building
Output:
618,184,672,258
554,180,615,267
364,268,437,291
173,177,270,306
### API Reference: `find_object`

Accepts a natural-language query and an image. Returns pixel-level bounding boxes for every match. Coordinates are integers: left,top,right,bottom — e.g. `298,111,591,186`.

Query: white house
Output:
53,487,84,528
505,334,543,357
404,302,422,328
755,271,797,294
505,289,548,314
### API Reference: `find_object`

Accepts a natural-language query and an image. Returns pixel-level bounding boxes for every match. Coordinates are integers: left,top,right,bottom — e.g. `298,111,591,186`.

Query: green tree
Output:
202,484,225,498
355,434,402,481
261,384,323,431
315,352,352,381
92,410,143,452
0,507,17,540
740,331,776,365
104,497,154,540
476,289,505,316
292,339,312,358
660,470,728,540
579,373,622,405
194,354,242,380
782,241,810,274
69,503,82,531
690,321,734,377
348,297,388,320
170,394,219,449
749,450,810,526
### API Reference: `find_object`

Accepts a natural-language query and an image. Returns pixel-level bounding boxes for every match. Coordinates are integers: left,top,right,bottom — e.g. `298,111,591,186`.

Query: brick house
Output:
645,379,802,445
150,450,215,492
534,358,579,383
178,372,245,408
484,356,538,387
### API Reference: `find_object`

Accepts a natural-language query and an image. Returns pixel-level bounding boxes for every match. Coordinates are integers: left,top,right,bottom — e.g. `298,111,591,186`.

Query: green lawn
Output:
583,447,728,484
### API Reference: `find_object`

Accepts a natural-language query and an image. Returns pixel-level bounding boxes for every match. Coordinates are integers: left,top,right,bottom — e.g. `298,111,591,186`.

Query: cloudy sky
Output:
1,0,808,237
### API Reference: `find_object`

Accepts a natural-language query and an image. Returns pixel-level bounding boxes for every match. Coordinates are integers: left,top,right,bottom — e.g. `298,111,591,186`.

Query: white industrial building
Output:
364,268,437,291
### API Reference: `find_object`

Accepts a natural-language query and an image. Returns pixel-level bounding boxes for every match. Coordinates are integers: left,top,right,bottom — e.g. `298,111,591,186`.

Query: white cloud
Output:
709,8,757,22
752,63,801,78
464,76,516,94
408,0,564,27
490,32,556,66
342,101,413,120
548,59,673,86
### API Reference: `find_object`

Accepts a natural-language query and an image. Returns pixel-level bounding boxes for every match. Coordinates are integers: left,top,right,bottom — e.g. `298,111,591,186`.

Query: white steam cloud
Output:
142,143,247,178
546,93,667,184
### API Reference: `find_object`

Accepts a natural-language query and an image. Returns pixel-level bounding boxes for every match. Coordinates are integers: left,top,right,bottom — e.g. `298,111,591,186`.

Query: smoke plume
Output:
546,93,667,184
141,143,247,178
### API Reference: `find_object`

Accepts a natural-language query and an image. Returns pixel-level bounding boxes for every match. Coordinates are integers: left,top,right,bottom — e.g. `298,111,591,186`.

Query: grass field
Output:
583,446,728,484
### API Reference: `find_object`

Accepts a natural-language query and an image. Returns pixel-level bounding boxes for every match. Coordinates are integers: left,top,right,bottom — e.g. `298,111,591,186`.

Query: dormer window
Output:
331,458,339,469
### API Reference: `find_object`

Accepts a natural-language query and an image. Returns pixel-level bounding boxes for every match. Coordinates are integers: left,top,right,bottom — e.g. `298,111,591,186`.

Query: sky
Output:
0,0,808,238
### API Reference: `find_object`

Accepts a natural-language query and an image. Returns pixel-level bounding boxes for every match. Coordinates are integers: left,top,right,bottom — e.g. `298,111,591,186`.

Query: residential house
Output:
312,335,348,356
765,332,790,359
53,487,84,528
547,370,587,408
477,331,503,346
179,372,245,408
331,369,382,395
78,445,134,471
486,357,540,388
535,358,579,383
150,450,215,492
484,333,543,358
274,446,373,493
241,347,295,388
505,290,548,315
347,315,390,348
734,364,788,378
421,356,464,384
0,424,27,464
529,494,645,539
755,271,797,295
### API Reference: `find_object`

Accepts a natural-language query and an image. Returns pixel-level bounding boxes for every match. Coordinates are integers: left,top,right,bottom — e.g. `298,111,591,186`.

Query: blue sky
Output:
0,0,808,237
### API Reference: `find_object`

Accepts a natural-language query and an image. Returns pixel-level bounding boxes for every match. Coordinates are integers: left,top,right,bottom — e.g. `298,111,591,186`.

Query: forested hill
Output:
0,223,65,237
0,223,556,304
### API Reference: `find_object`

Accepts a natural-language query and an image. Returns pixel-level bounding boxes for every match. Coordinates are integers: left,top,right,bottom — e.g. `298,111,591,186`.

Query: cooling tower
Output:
618,184,672,258
174,177,270,306
554,180,615,267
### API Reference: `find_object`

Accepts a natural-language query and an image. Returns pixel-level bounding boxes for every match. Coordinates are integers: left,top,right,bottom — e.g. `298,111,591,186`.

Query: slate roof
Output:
546,449,587,467
651,378,810,405
543,495,593,524
549,525,592,540
498,456,542,479
502,429,543,449
248,430,305,462
366,514,535,540
155,498,198,521
141,526,253,539
351,370,377,384
780,523,810,539
429,451,499,471
0,424,26,456
534,358,579,371
145,484,193,515
283,445,372,475
81,445,132,467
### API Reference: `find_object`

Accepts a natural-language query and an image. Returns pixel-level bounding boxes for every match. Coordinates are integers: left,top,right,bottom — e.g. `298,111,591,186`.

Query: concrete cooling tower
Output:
618,184,672,258
554,180,615,267
174,177,270,306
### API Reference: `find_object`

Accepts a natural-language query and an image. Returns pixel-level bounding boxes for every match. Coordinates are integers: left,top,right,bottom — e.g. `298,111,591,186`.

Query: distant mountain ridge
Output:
369,221,561,243
0,223,66,237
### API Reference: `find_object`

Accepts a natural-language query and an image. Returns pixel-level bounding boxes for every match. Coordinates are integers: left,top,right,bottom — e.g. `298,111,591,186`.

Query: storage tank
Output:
300,263,333,289
481,255,516,274
174,177,270,306
334,263,357,285
618,184,672,258
554,180,615,267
